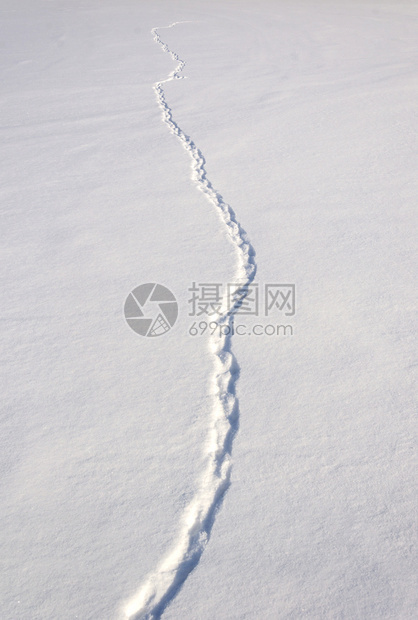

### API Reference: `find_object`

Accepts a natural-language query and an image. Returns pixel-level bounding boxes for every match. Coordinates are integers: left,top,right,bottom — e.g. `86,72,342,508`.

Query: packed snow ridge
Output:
122,23,256,620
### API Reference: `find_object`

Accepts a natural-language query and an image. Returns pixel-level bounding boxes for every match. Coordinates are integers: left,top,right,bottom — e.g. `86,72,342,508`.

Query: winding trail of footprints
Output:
123,23,257,619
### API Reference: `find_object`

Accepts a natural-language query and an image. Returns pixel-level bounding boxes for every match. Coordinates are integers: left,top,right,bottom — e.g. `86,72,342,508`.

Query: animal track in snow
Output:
122,22,256,620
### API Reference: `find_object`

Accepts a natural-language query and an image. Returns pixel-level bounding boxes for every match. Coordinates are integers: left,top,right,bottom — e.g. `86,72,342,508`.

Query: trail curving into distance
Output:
123,23,256,620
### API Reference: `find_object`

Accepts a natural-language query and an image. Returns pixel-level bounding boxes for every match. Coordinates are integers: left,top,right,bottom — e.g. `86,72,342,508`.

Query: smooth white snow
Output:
1,1,417,619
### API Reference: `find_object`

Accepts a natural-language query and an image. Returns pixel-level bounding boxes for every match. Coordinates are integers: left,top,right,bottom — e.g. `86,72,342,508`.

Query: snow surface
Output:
1,1,417,619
